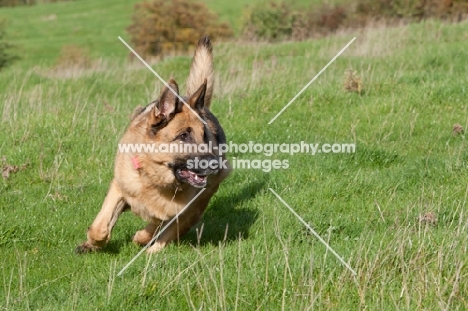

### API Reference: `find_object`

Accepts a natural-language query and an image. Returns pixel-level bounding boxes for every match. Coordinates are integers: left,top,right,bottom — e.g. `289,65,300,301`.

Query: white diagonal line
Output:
117,187,206,276
268,188,357,276
268,37,356,124
118,36,207,125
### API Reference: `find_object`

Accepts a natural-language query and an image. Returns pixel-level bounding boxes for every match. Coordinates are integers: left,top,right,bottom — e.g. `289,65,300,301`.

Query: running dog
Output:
76,36,230,254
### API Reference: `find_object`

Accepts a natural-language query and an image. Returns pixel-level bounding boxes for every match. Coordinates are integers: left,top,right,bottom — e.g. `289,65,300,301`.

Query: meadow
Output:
1,0,468,310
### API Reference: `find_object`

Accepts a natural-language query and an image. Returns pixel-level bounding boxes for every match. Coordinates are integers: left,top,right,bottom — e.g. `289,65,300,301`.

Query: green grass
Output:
1,0,468,310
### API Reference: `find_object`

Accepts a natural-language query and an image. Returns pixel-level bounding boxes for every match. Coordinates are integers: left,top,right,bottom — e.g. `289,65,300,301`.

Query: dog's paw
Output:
75,242,99,254
146,241,166,254
132,230,153,246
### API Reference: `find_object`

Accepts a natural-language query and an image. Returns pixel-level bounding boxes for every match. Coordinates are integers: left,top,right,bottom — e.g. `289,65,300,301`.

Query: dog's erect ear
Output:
157,79,180,117
188,79,207,111
148,79,180,130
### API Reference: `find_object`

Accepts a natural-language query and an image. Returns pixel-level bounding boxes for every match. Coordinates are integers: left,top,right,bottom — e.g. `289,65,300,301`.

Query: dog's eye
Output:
177,131,190,141
175,127,192,142
179,133,188,141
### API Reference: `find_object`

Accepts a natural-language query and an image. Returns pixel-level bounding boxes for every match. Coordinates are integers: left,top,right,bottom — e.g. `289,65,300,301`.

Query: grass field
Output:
1,0,468,310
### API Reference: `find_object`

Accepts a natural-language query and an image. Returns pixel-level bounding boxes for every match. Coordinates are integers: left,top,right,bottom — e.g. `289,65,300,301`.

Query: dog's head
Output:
126,79,221,189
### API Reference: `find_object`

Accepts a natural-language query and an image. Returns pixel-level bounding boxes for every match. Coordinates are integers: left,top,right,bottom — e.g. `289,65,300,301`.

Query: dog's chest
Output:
126,187,196,222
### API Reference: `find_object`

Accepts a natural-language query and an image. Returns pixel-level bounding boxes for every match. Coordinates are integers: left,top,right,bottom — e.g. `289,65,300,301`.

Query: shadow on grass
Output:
101,238,134,255
183,177,266,247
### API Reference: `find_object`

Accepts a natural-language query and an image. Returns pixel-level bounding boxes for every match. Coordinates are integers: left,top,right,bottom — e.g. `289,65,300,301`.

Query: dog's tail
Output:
186,36,214,109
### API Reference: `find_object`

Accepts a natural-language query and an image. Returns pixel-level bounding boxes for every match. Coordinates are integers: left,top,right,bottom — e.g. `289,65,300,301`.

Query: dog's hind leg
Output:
132,222,161,246
146,187,218,253
76,179,128,253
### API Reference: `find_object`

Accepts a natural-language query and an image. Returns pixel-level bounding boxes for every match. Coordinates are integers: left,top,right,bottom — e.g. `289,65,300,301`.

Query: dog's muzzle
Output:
173,155,219,188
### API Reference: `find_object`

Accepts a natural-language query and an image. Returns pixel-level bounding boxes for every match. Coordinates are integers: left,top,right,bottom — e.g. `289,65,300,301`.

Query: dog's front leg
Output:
76,179,127,253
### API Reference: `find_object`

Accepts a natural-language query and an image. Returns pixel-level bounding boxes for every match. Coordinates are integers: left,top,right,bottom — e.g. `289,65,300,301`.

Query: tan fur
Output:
76,37,230,254
185,36,214,109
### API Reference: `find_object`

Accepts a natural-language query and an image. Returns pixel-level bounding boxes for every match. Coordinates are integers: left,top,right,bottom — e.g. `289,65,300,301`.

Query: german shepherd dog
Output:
76,36,230,254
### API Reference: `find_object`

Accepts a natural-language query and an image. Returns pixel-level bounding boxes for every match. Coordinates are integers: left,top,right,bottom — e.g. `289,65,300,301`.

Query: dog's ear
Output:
188,79,207,111
157,79,180,117
148,79,180,130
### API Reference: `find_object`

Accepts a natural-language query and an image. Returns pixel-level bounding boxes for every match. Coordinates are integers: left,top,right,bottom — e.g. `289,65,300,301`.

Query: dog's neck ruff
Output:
131,156,141,170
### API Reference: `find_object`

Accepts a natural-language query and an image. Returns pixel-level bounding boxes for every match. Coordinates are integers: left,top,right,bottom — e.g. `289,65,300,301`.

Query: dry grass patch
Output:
344,69,363,94
42,45,106,79
1,156,28,179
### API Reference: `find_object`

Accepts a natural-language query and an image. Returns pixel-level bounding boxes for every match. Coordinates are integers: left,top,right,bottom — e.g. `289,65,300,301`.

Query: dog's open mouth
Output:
176,169,208,188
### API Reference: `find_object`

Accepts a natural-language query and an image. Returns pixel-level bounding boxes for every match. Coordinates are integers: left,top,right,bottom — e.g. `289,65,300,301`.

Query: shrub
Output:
0,20,17,71
242,2,294,41
354,0,468,21
242,2,349,41
0,0,78,7
293,5,348,40
127,0,233,58
0,0,34,6
243,0,468,42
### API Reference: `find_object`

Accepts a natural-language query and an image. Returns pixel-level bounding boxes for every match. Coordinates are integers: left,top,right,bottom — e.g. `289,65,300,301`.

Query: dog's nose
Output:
207,158,219,169
191,154,219,174
201,154,218,162
201,154,219,170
